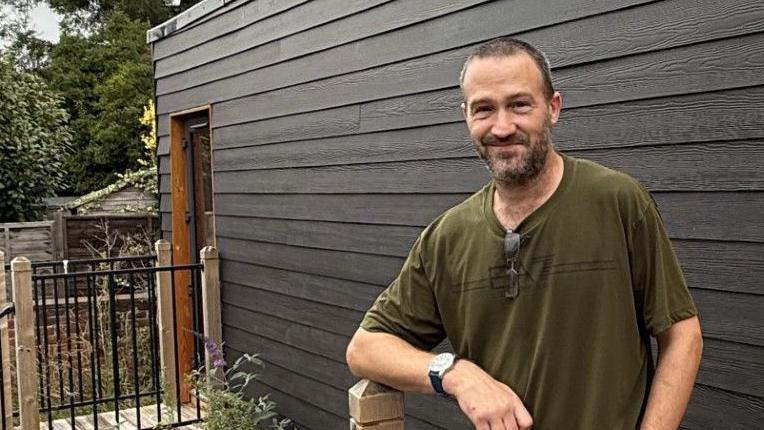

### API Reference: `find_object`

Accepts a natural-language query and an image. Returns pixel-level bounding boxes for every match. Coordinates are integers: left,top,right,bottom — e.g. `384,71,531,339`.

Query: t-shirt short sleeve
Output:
360,235,446,351
630,196,698,336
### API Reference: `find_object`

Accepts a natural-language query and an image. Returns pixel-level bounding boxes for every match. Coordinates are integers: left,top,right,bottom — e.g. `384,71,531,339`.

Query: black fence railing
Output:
29,258,204,429
4,255,156,276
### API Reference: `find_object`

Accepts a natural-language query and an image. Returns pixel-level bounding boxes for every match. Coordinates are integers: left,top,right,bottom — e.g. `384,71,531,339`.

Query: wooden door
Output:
169,110,212,403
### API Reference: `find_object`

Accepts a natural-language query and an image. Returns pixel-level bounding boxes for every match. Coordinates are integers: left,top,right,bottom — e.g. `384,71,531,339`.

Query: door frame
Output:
168,105,211,403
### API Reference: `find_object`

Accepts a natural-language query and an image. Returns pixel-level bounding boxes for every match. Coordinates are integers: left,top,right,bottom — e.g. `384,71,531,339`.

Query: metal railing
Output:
0,241,221,430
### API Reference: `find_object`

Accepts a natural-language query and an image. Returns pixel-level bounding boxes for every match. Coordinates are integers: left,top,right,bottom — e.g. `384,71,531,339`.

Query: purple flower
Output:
213,358,227,368
204,338,222,356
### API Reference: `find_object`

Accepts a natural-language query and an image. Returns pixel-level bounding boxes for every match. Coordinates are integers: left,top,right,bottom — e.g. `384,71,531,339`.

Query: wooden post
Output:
0,251,13,428
200,246,222,386
154,240,178,413
2,226,9,264
349,379,404,429
11,257,39,430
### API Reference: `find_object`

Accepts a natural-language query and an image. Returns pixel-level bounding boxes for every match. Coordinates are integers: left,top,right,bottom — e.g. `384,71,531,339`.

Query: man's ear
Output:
549,92,562,125
461,102,468,120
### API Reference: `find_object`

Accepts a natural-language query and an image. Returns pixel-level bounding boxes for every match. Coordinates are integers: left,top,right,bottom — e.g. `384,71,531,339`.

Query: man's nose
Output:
491,109,517,139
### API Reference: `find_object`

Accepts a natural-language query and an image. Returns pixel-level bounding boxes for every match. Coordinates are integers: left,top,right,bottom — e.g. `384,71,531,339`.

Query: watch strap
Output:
429,369,447,396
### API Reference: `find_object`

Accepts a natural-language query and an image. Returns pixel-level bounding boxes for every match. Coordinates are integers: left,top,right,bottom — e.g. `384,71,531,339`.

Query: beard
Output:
473,115,553,186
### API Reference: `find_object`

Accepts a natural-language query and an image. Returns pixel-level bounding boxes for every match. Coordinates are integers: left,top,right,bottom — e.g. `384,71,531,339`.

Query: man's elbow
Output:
346,329,368,378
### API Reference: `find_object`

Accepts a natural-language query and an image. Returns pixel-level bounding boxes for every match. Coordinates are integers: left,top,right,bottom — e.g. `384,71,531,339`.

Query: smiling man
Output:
346,38,702,430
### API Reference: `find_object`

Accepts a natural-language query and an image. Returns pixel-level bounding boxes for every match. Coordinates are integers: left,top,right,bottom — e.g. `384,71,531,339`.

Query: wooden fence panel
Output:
0,221,55,264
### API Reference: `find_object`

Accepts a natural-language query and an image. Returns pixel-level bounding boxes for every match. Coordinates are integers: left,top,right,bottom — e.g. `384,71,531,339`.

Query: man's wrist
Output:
441,358,470,396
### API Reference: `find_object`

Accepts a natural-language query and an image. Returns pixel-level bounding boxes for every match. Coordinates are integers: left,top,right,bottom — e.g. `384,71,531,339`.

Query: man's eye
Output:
473,106,492,115
512,101,531,111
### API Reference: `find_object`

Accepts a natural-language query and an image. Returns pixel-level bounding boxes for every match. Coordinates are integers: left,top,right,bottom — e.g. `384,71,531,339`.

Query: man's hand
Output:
444,359,533,430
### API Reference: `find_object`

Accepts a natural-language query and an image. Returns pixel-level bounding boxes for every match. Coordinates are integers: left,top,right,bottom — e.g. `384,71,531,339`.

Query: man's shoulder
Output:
420,183,491,242
569,155,652,204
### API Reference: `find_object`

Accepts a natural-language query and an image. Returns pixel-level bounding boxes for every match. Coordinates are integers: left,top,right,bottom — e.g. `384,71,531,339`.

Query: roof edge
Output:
146,0,229,44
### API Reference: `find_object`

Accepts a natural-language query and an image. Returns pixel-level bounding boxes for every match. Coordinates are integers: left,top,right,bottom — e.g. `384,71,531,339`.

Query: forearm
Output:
346,328,437,394
641,316,703,430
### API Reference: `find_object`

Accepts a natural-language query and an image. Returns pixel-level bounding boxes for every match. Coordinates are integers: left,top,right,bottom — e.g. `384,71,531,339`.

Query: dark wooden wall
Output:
152,0,764,427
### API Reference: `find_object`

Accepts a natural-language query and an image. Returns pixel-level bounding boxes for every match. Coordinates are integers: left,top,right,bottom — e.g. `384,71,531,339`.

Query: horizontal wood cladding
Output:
691,289,762,347
211,141,763,194
208,85,764,158
220,259,383,313
213,105,360,149
222,280,364,337
156,36,764,140
213,193,469,226
155,0,387,76
217,235,401,286
674,240,763,296
698,338,764,398
155,0,764,116
682,384,764,430
154,0,651,105
211,191,763,240
152,0,308,61
155,0,491,90
213,122,472,171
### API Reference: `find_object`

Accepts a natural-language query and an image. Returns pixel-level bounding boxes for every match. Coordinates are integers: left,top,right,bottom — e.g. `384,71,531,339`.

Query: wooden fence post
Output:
200,246,222,386
349,379,404,429
11,257,39,430
0,251,13,428
154,240,178,413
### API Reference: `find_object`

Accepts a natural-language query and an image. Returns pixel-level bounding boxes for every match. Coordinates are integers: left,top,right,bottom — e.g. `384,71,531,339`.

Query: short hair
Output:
459,37,555,100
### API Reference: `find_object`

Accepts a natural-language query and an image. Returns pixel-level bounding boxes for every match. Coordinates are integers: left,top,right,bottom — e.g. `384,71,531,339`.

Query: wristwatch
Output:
428,352,457,396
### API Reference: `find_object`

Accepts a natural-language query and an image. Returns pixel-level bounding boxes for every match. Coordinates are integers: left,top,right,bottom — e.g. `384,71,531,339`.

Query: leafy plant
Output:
188,339,292,430
0,53,72,222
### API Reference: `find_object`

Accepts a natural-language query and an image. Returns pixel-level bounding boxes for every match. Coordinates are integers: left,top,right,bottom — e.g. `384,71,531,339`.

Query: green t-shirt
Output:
361,154,697,429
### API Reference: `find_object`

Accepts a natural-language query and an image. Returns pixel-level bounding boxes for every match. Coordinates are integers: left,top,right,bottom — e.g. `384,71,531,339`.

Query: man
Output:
346,38,703,429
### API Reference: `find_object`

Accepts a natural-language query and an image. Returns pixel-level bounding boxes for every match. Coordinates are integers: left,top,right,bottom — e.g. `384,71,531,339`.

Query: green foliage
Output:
2,0,203,195
0,54,72,222
48,0,202,28
189,347,293,430
45,10,153,193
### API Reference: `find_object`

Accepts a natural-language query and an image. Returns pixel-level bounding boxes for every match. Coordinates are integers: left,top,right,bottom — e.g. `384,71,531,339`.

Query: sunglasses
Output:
504,230,523,299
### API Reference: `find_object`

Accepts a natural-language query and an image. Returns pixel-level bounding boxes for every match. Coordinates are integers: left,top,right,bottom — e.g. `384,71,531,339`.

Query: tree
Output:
0,54,72,222
46,11,153,193
2,0,203,195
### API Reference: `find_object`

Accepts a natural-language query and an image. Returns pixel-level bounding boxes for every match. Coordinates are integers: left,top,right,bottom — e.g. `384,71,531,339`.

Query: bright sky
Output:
30,2,61,43
1,2,61,44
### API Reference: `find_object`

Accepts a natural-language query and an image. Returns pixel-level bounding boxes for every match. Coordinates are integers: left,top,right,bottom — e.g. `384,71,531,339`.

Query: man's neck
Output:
493,151,564,230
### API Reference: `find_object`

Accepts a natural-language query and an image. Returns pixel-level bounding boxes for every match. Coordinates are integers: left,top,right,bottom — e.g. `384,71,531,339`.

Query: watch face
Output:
430,353,454,372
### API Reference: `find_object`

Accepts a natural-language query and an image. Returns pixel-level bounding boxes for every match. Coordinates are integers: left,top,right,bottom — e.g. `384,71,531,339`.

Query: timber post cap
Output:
154,239,172,251
200,246,218,259
349,379,403,425
10,256,31,271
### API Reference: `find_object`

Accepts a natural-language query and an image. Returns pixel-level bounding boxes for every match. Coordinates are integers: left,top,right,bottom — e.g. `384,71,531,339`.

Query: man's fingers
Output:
514,405,533,429
475,421,490,430
502,416,518,430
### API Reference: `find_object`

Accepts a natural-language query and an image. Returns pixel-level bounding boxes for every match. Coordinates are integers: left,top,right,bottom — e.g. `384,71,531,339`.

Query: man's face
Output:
461,53,561,186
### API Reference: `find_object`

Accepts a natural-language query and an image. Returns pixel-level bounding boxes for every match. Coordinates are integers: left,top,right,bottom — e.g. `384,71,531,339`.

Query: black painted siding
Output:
152,0,764,427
